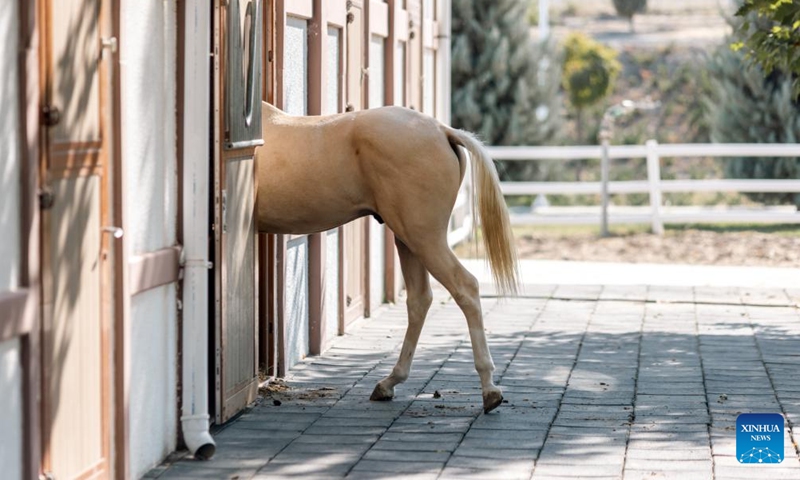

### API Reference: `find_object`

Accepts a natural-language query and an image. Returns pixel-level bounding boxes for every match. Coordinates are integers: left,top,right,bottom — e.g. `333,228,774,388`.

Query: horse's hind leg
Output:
413,239,503,413
371,239,433,401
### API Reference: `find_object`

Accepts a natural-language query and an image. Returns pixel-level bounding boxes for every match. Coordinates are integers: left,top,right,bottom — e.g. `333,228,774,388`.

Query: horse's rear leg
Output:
414,241,503,413
370,239,433,401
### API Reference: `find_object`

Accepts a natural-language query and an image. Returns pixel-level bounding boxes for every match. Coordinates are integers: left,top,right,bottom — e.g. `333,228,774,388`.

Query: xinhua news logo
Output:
736,413,784,464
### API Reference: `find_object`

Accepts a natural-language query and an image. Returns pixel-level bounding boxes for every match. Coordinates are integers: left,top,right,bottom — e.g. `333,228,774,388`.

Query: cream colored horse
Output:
255,102,518,413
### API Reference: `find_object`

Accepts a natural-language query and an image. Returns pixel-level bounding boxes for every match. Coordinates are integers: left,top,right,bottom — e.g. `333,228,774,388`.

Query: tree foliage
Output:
612,0,647,32
732,0,800,97
704,41,800,206
560,33,620,141
451,0,562,152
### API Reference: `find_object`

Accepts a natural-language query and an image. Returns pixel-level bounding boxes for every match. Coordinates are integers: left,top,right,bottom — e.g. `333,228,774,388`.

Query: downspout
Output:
180,0,215,460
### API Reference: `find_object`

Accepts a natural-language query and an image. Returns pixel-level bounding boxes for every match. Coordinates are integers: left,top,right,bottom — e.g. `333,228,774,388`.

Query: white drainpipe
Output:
180,0,215,459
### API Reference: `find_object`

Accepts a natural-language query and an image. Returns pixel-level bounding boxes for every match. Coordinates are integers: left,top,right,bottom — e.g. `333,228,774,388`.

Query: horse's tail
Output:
445,127,519,296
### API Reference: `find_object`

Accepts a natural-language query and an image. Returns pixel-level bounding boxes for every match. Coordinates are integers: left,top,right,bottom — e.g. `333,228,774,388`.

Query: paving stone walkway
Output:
149,283,800,480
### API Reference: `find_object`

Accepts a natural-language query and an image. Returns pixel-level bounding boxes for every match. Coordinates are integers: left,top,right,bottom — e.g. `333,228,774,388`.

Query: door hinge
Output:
221,189,227,233
41,105,61,127
38,188,55,210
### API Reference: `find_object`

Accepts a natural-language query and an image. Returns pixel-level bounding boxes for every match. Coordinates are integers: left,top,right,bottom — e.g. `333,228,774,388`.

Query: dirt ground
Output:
455,226,800,268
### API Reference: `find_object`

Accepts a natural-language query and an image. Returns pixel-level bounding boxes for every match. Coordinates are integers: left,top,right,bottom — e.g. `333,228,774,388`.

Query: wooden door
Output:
214,0,262,423
39,0,114,478
341,1,367,329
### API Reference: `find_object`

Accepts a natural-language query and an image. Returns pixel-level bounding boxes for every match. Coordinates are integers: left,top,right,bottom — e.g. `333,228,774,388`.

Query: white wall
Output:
369,35,385,108
0,0,21,292
129,285,177,477
369,219,384,310
325,230,339,345
0,338,23,480
286,236,309,369
122,0,178,256
284,16,308,115
121,1,179,477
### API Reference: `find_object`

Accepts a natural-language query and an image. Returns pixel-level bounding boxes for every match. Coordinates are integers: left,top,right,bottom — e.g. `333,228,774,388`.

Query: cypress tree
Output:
451,0,562,183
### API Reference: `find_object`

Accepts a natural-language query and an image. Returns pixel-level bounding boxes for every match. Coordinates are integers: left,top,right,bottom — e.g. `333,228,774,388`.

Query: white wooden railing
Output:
487,141,800,233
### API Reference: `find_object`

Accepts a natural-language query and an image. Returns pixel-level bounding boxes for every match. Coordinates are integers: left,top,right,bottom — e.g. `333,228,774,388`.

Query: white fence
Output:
487,141,800,233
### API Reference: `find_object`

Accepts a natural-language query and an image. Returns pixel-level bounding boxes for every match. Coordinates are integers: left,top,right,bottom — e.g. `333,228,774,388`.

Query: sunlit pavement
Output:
149,262,800,479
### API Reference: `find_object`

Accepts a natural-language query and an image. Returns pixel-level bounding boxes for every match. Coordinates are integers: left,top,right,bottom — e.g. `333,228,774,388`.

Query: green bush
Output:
704,41,800,206
561,33,621,140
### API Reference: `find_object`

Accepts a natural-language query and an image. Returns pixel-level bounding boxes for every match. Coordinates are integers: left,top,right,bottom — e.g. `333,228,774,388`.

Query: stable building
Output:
0,0,467,478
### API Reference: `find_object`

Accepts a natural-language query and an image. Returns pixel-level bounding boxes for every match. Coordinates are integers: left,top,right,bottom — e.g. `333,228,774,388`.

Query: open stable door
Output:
341,0,368,331
39,0,114,477
213,0,263,424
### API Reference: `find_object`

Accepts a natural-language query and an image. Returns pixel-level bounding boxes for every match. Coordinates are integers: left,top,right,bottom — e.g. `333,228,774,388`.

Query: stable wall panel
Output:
369,219,385,310
129,285,177,480
0,0,21,292
0,338,23,480
325,230,339,346
285,236,309,369
122,0,178,255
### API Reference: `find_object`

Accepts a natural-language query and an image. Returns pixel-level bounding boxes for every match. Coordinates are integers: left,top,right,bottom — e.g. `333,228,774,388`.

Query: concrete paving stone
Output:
714,455,800,468
363,449,452,463
533,463,623,477
463,428,548,443
387,422,472,434
628,439,713,450
459,437,546,451
402,405,483,417
258,459,354,477
279,442,372,455
446,456,535,471
268,451,362,465
536,452,625,465
230,420,311,432
322,408,403,419
452,447,539,460
623,459,713,471
622,469,711,480
552,418,632,428
379,432,464,443
630,422,709,433
350,459,445,474
714,465,800,479
313,416,395,428
156,464,258,480
440,466,533,480
292,433,380,444
239,410,323,421
303,425,387,436
173,451,268,473
251,404,330,414
545,426,629,439
625,448,712,461
371,439,461,452
213,428,301,441
345,472,439,480
630,415,711,425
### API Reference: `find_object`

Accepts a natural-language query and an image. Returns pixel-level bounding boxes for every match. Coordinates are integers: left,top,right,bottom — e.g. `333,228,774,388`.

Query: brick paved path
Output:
149,284,800,480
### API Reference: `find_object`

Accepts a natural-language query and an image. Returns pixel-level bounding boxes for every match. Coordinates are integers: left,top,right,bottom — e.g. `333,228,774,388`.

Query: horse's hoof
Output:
370,383,394,401
483,389,503,414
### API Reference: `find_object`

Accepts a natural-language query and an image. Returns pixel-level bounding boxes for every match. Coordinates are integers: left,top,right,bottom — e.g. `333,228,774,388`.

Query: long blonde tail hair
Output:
446,128,519,296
